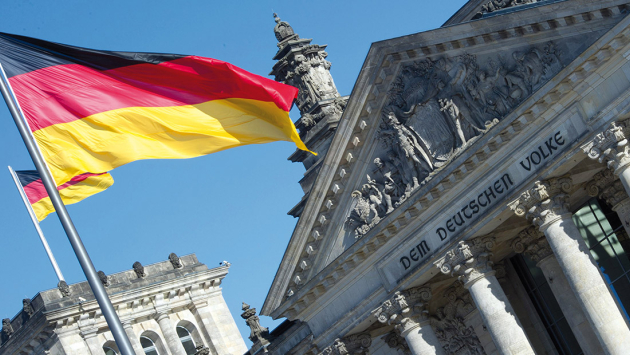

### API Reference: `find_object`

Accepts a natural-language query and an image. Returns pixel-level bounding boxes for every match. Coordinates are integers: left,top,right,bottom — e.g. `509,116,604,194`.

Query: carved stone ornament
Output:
1,319,13,337
133,261,146,278
168,252,183,269
97,271,110,287
509,176,572,228
319,333,372,355
582,119,630,171
586,168,629,208
271,14,339,114
473,0,541,19
382,331,410,354
434,236,495,287
511,226,553,263
372,286,432,335
431,284,484,355
241,302,269,343
57,280,70,297
193,345,210,355
347,41,562,237
22,298,34,317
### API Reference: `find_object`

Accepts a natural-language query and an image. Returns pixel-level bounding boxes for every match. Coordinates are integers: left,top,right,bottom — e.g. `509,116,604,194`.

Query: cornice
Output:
262,0,630,318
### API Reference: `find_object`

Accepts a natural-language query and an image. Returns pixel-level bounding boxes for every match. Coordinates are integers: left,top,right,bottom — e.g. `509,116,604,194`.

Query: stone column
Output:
80,328,104,355
510,176,630,354
435,236,535,355
583,119,630,198
372,286,444,355
512,227,604,355
586,169,630,254
122,321,145,355
154,311,187,355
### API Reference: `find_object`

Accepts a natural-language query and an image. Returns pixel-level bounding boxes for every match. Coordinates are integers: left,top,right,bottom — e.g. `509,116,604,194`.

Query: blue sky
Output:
0,0,468,346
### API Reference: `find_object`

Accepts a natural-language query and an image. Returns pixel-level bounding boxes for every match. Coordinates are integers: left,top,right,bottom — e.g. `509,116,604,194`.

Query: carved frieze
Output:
431,284,484,355
346,42,562,237
473,0,541,19
319,333,372,355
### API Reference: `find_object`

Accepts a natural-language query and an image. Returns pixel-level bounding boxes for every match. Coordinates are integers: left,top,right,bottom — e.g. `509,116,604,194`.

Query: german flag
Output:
16,170,114,221
0,33,309,185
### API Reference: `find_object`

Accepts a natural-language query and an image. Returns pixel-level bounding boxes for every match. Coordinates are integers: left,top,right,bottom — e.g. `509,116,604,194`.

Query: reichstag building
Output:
246,0,630,354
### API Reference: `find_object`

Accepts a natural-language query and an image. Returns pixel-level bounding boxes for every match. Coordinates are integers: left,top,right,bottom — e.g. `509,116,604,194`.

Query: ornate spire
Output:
273,13,297,43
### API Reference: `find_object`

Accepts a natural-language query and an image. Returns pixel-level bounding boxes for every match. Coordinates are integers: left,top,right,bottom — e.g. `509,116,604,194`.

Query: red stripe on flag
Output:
23,172,105,205
9,56,298,132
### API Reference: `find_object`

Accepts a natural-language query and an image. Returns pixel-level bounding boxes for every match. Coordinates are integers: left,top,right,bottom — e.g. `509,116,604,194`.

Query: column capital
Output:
511,226,554,264
434,236,495,288
153,311,170,323
582,119,630,171
372,286,432,335
382,331,410,354
586,168,629,208
509,176,572,229
319,333,372,355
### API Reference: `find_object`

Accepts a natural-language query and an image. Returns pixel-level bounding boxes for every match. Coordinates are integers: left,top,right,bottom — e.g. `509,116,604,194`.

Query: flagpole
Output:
8,166,66,282
0,64,136,355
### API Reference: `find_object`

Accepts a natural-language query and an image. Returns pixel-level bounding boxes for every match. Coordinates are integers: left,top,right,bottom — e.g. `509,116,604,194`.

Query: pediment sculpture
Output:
347,42,562,237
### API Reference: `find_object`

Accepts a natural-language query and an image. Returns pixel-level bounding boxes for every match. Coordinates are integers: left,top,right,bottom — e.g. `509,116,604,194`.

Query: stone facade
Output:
249,1,630,354
0,254,247,355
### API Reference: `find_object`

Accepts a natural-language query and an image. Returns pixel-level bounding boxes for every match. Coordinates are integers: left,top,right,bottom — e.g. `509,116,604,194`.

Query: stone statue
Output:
1,319,12,337
380,112,433,186
23,298,34,317
349,181,384,237
133,261,146,278
98,271,110,287
58,280,70,297
241,302,269,343
168,253,183,269
373,157,404,213
440,98,469,147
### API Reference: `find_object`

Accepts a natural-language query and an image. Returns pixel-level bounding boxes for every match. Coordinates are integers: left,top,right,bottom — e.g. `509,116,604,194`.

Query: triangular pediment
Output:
262,0,630,318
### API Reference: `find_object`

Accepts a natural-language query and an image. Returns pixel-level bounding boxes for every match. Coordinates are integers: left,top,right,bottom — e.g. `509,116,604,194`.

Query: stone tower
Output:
270,13,348,217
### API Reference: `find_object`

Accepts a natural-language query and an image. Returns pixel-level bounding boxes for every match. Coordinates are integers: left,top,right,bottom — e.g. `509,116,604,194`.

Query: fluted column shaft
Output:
372,287,444,355
511,176,630,354
400,319,444,355
435,237,535,355
512,228,603,354
155,312,187,355
122,321,144,355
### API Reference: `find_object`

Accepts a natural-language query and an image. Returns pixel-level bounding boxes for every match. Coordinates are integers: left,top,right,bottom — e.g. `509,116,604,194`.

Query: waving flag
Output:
16,170,114,221
0,32,309,185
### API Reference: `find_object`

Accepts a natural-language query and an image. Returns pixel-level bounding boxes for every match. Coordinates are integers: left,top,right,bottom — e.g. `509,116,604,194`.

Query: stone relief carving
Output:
241,302,269,343
168,252,183,269
133,261,146,278
434,236,496,286
22,298,34,317
194,345,210,355
511,226,553,263
473,0,541,19
431,285,484,355
382,331,410,354
98,271,110,287
508,176,572,227
271,14,339,113
346,42,562,237
320,333,372,355
582,119,630,172
57,280,70,297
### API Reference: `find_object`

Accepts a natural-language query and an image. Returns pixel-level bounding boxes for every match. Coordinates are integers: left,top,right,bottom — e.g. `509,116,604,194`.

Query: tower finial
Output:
272,13,296,42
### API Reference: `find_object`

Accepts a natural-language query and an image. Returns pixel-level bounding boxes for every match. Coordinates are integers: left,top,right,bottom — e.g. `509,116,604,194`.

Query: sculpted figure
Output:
380,112,433,186
98,271,110,287
58,280,70,297
1,319,12,337
23,298,35,317
168,252,183,269
333,339,348,355
133,261,146,278
440,98,468,147
373,157,403,213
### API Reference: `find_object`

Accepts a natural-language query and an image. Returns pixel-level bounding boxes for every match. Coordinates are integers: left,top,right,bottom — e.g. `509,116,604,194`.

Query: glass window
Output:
177,326,197,355
572,198,630,320
511,254,583,354
141,336,159,355
103,347,117,355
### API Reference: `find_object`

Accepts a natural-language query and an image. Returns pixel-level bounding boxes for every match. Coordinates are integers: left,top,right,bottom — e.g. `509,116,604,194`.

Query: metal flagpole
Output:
0,64,136,355
8,166,66,282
